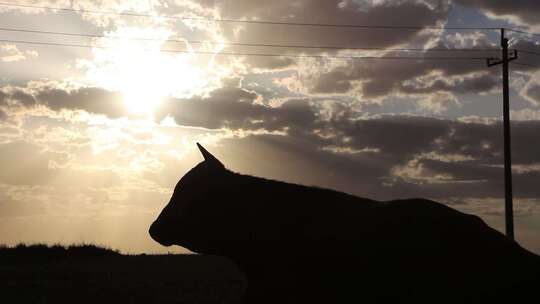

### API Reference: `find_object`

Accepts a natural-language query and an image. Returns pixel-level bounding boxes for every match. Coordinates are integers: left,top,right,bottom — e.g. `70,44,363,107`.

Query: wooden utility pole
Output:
487,28,518,241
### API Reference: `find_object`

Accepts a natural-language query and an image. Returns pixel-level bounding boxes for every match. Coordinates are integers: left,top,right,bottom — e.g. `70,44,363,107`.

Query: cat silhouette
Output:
150,143,539,304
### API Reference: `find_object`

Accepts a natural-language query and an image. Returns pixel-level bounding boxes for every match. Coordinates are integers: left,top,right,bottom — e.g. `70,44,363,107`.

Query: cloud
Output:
444,197,540,218
269,29,507,114
0,44,38,62
400,73,498,95
155,81,540,165
36,87,127,118
325,117,540,199
521,72,540,106
195,0,451,70
416,92,459,114
2,76,537,203
157,86,316,131
217,0,449,47
511,109,540,121
455,0,540,28
244,56,297,71
1,0,167,28
296,45,499,100
210,115,540,204
151,81,540,202
1,82,128,118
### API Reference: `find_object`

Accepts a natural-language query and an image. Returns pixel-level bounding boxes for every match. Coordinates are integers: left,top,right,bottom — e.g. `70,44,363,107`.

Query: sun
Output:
122,86,163,115
111,48,179,115
82,26,210,116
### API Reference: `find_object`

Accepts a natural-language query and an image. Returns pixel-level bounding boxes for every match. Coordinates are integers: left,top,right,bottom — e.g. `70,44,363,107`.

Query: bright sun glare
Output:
82,27,210,115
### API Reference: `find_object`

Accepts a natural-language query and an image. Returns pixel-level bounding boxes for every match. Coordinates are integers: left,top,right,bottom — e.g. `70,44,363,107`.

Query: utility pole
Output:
487,28,518,241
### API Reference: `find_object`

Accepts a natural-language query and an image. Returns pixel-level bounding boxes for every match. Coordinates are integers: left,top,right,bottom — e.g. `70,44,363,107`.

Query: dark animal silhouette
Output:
150,144,539,304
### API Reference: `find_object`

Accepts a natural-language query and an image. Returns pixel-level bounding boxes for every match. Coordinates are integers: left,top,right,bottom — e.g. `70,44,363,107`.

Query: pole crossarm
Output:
487,50,518,67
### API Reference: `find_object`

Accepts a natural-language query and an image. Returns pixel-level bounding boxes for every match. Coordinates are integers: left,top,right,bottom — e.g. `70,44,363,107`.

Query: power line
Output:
512,62,540,68
506,28,540,38
0,2,500,31
517,49,540,56
0,26,502,53
0,38,491,61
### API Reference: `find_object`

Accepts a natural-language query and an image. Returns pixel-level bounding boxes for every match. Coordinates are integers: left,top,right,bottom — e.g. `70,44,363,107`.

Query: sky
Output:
1,0,540,254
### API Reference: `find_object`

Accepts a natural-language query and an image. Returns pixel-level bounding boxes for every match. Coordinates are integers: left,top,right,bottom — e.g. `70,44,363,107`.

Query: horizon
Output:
1,0,540,255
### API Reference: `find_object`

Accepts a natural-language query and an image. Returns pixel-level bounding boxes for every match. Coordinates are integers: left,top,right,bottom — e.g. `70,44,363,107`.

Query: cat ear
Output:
197,143,225,169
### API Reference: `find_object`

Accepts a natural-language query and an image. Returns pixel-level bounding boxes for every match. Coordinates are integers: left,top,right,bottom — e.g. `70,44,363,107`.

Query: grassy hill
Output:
0,244,246,304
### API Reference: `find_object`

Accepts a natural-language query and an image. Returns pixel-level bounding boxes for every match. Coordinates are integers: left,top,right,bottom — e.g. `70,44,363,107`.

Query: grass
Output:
0,243,120,263
0,243,246,304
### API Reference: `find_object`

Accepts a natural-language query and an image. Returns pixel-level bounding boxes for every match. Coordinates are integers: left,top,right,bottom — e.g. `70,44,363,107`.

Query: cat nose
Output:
149,221,159,241
149,220,174,246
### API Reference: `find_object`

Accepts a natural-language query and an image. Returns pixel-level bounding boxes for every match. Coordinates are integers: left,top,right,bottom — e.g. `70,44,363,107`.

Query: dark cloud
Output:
11,89,36,107
311,71,354,94
400,73,498,95
455,0,540,26
231,117,540,201
155,84,540,201
0,76,503,202
304,41,500,99
323,115,450,156
1,85,128,118
209,0,449,46
246,56,296,71
157,87,316,130
436,120,540,165
198,0,540,107
334,117,540,199
199,0,451,69
36,87,127,118
212,116,540,203
248,18,515,102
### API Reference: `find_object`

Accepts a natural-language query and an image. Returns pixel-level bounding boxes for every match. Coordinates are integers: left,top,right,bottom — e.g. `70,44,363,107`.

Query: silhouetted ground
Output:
2,243,540,303
0,244,246,304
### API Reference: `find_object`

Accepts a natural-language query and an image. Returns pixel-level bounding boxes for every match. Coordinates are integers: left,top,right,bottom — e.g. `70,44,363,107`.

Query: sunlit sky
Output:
1,0,540,254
